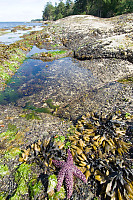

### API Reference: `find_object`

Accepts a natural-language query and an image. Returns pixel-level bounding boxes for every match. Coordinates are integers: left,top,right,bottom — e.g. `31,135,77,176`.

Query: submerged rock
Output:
31,49,73,61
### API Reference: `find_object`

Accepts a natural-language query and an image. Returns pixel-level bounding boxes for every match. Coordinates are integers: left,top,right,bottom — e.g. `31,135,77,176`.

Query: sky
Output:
0,0,65,22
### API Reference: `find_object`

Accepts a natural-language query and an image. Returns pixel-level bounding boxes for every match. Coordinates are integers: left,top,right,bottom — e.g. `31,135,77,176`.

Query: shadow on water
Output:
0,57,96,105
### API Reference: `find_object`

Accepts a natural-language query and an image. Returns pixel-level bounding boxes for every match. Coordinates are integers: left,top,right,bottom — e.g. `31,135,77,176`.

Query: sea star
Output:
52,149,87,199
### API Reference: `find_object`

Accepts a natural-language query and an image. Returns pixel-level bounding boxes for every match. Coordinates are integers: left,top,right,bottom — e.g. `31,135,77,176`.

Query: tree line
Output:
42,0,133,20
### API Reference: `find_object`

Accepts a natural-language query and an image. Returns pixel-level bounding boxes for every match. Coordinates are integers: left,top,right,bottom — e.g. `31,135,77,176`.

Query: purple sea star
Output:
52,149,87,199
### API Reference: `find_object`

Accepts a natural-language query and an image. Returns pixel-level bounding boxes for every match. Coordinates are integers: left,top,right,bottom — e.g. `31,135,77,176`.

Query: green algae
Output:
4,60,18,69
53,135,70,149
0,40,31,89
45,99,59,111
125,112,132,119
0,87,21,104
0,71,10,81
118,76,133,83
0,192,7,199
4,88,20,101
9,163,44,199
0,123,18,141
32,50,68,60
3,61,18,73
47,174,66,200
11,178,29,199
51,44,59,47
64,141,71,149
4,148,21,160
53,187,66,200
10,163,31,199
8,65,17,73
10,52,25,63
7,123,18,132
22,102,51,116
36,107,51,113
0,164,9,177
23,102,36,110
0,123,24,157
47,50,67,57
22,100,59,118
0,65,4,70
6,48,26,62
20,111,41,120
47,174,57,193
94,197,99,200
29,179,44,199
53,135,65,143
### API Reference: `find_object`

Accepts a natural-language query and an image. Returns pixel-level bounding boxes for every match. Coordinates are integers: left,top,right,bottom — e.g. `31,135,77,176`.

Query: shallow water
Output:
0,22,43,29
0,44,124,109
0,27,43,45
0,23,43,45
26,46,59,57
0,57,96,105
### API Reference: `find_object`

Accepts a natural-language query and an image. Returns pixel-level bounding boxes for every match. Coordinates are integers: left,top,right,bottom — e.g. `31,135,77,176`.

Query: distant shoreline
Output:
0,21,43,30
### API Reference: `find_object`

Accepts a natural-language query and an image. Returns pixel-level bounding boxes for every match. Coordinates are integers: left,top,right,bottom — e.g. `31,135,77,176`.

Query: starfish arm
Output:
66,149,73,164
56,167,65,192
52,160,65,168
52,150,86,199
65,170,74,199
73,165,87,183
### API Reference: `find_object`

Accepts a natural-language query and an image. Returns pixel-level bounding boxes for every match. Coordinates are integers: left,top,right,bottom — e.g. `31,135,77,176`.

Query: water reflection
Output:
26,46,48,57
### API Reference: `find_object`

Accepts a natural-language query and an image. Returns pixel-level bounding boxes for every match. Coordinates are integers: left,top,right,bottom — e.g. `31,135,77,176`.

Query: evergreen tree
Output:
65,0,74,16
42,2,55,20
73,0,94,15
73,0,84,14
42,0,133,20
115,0,133,15
55,0,66,20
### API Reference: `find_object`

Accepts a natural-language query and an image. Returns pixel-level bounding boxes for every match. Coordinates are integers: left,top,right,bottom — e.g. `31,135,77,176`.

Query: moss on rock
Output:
0,164,9,177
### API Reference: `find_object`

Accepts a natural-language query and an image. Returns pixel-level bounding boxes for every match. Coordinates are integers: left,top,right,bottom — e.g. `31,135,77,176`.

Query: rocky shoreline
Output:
0,14,133,200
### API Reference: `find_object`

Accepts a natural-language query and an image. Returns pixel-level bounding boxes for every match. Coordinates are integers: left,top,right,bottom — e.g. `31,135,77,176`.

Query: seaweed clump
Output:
68,111,133,199
19,135,67,173
18,111,133,199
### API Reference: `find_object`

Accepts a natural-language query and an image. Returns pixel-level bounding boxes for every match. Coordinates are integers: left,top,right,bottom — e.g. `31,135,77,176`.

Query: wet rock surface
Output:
0,14,133,199
31,50,73,61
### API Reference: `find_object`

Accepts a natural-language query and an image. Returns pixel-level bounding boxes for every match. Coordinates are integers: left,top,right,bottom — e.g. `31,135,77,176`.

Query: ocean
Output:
0,21,42,30
0,21,43,45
